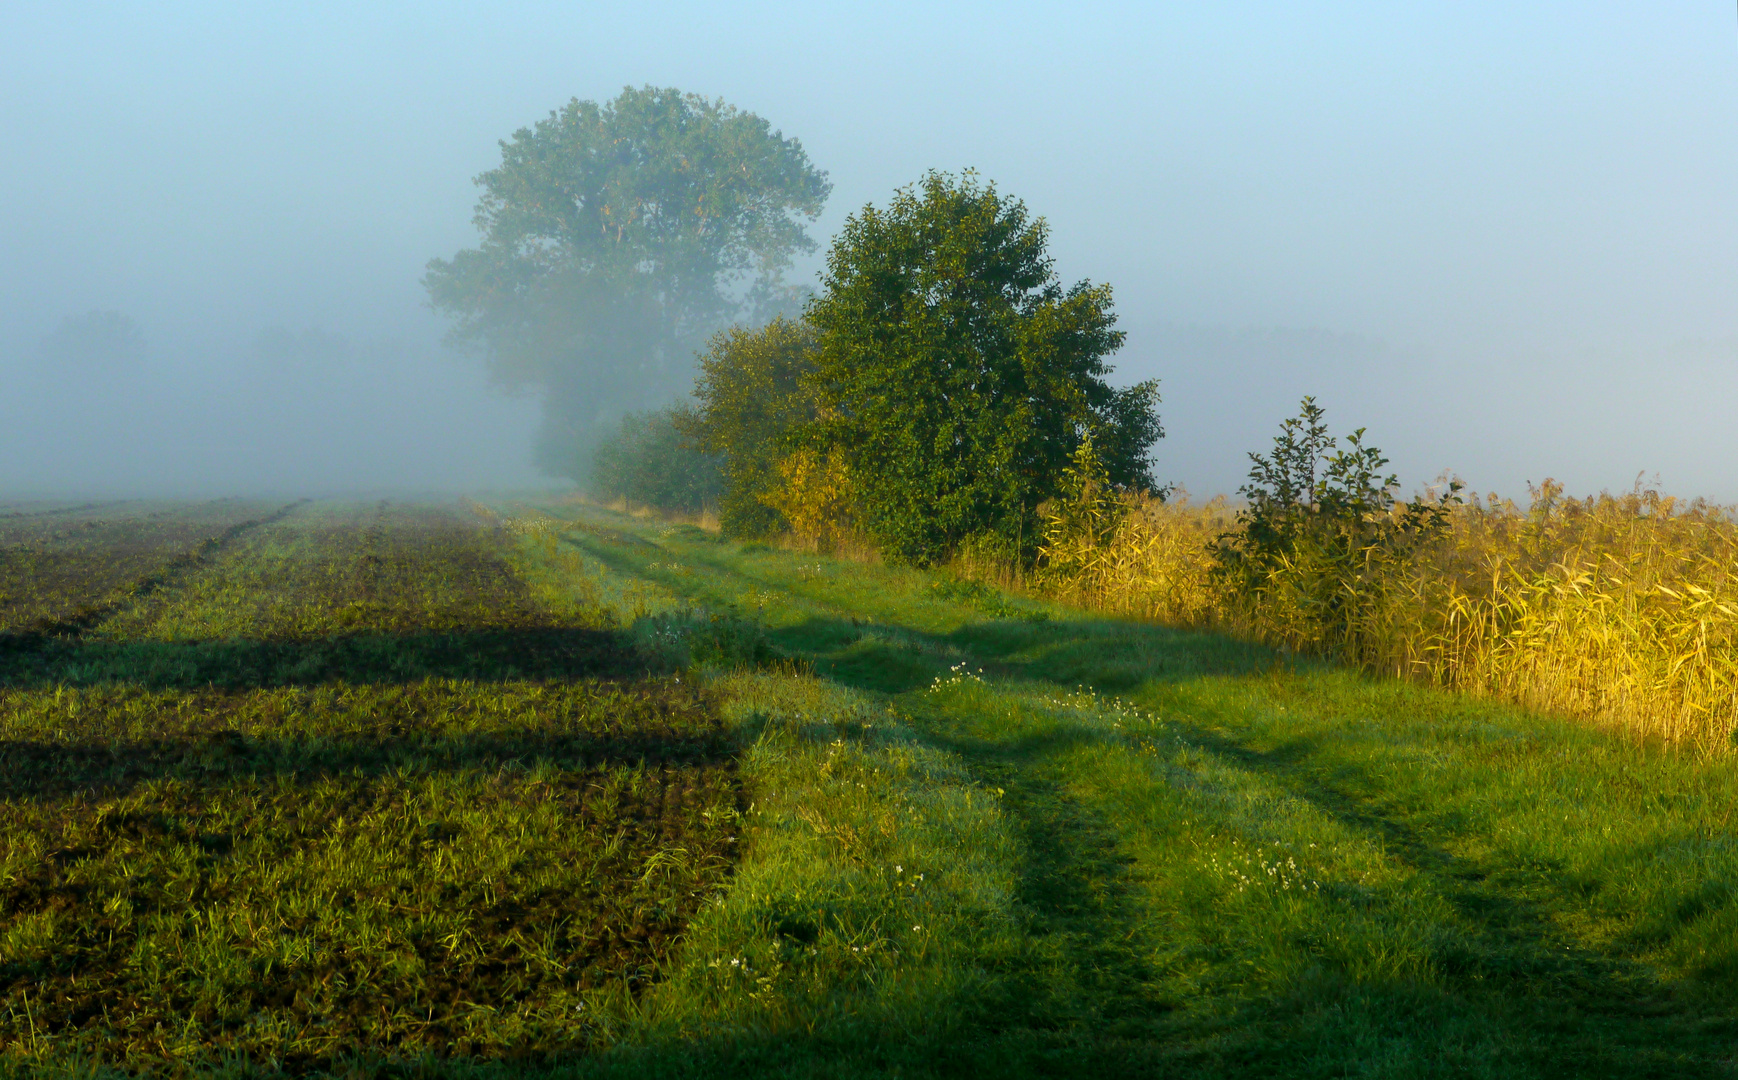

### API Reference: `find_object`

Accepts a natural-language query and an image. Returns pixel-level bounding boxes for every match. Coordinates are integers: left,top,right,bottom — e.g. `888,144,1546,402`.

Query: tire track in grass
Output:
954,744,1176,1045
540,510,902,634
1154,717,1708,1038
545,507,1738,1075
899,666,1736,1075
544,510,1181,1055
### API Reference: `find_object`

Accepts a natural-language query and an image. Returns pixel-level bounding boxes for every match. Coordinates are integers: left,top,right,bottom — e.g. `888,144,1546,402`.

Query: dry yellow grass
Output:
1036,489,1237,626
1039,481,1738,753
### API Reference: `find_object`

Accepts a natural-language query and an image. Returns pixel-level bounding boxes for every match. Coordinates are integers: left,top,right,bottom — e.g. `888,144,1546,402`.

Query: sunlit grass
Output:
0,500,286,635
0,504,741,1072
4,497,1738,1076
525,502,1738,1076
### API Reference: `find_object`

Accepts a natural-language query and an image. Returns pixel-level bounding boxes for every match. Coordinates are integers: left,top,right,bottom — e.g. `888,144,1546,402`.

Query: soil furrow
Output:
0,499,308,649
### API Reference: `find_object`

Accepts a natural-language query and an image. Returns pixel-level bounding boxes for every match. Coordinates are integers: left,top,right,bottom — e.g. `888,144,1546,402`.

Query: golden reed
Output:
1038,482,1738,753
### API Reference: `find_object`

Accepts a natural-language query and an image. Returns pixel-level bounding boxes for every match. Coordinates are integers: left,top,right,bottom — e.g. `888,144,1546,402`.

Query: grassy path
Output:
522,501,1738,1078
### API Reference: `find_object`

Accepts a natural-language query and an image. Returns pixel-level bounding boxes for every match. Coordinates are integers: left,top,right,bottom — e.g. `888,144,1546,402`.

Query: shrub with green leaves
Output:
679,317,821,538
1216,397,1461,651
589,407,723,514
803,170,1162,566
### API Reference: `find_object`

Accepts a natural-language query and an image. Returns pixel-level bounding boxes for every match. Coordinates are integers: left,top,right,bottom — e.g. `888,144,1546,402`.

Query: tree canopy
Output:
424,86,830,479
39,311,146,370
802,171,1161,565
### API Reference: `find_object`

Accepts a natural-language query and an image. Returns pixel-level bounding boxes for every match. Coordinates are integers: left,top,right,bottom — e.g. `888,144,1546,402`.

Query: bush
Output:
1211,398,1460,652
1033,466,1738,751
680,317,823,538
589,407,723,514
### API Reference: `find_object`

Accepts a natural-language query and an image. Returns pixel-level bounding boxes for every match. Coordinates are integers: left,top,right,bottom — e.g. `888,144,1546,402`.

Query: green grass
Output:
3,497,1737,1076
508,500,1738,1077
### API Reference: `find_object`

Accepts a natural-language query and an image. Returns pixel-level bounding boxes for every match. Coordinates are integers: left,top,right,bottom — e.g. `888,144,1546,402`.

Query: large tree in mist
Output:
39,311,147,370
424,86,831,479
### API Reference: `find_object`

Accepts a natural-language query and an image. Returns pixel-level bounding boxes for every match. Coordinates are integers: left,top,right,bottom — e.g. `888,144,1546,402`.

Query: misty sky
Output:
3,2,1734,500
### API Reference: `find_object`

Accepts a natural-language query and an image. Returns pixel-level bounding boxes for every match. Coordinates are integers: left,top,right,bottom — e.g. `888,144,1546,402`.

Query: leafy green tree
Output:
679,316,820,537
1228,397,1454,567
589,406,722,514
802,171,1161,565
425,86,831,479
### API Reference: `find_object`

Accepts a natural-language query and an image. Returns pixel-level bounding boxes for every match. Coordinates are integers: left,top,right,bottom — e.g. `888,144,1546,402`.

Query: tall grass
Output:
1039,481,1738,753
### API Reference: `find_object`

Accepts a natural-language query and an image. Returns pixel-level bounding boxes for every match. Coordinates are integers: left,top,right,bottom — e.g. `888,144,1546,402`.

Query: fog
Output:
3,3,1735,500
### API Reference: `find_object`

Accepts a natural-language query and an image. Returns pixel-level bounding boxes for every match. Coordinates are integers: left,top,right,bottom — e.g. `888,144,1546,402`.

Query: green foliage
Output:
589,407,722,515
803,170,1162,566
424,86,831,479
679,317,820,537
543,502,1738,1076
1217,397,1462,651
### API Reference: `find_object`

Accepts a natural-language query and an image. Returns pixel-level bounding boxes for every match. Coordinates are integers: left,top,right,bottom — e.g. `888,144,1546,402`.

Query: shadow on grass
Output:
0,711,737,802
1161,713,1694,993
155,514,1712,1076
917,706,1737,1077
759,612,1282,697
0,623,647,689
733,619,1738,1072
0,719,744,1074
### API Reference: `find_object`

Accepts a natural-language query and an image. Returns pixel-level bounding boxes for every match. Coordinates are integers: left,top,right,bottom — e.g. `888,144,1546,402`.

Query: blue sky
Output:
2,2,1734,497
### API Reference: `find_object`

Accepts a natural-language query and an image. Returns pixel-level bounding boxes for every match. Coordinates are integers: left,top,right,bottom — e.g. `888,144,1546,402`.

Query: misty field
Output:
4,499,1738,1077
